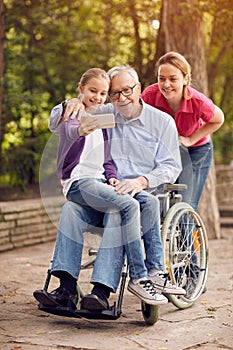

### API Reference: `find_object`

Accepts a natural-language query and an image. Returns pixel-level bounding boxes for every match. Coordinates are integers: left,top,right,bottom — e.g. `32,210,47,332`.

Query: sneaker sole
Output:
127,285,168,305
153,284,186,295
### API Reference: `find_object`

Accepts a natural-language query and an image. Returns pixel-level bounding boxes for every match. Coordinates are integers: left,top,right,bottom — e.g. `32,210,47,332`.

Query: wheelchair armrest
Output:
162,183,187,192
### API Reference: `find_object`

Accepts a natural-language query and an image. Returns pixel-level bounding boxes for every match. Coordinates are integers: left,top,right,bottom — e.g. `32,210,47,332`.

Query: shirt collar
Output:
179,89,194,113
136,99,146,125
158,86,193,115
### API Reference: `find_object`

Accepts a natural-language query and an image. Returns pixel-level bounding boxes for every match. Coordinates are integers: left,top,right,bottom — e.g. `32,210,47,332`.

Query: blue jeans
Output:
177,142,213,210
51,178,148,285
91,191,163,292
51,182,163,292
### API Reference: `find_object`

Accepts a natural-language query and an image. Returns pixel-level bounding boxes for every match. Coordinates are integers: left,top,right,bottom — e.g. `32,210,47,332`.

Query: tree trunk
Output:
157,0,221,239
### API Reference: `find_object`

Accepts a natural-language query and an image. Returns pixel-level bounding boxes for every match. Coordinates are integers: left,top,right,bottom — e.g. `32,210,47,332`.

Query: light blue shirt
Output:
49,101,182,189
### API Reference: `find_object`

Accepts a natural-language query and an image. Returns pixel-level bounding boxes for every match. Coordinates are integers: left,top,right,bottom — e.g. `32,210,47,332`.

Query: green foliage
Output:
1,0,232,190
1,0,160,188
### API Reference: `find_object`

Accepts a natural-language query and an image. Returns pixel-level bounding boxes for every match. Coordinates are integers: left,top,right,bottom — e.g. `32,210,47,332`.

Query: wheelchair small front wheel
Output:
141,302,159,325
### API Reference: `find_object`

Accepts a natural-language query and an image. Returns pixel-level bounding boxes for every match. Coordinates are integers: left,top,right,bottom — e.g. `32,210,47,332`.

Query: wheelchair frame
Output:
35,183,209,325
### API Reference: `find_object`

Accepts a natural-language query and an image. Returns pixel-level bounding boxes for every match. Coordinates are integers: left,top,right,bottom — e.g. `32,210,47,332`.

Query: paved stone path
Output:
0,229,232,350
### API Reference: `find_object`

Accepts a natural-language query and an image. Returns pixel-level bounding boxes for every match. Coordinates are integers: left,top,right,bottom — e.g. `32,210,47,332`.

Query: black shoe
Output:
33,287,77,311
81,293,109,311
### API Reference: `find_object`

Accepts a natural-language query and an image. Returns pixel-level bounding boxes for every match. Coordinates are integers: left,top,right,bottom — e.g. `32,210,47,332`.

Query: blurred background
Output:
0,0,232,199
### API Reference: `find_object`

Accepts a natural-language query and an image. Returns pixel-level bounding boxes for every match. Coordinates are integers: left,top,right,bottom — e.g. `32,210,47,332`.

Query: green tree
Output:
0,0,232,195
1,0,160,190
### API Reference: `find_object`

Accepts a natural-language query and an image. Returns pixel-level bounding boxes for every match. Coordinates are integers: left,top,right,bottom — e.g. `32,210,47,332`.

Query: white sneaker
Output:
149,271,186,295
127,279,168,305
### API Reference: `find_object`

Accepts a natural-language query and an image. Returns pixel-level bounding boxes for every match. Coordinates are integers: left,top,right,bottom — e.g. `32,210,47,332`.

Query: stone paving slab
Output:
0,229,232,350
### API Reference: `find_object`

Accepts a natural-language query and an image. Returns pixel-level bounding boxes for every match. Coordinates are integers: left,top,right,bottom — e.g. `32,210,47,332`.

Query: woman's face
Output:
157,63,188,102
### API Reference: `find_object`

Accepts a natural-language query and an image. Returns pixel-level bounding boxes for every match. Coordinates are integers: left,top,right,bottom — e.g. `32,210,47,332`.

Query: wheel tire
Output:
161,202,208,309
141,302,159,325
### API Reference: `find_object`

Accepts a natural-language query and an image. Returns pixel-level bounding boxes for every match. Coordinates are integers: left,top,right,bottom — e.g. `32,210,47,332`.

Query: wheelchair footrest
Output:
38,303,78,318
75,306,121,320
38,303,121,320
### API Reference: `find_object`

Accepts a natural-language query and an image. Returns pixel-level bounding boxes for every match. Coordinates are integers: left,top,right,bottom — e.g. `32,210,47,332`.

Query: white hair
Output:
107,65,139,83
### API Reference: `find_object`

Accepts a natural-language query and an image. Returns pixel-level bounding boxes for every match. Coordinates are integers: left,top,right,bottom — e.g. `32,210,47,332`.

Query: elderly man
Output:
34,65,184,312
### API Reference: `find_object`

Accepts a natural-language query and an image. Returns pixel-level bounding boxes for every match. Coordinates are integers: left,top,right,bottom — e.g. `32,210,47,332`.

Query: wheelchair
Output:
34,183,208,325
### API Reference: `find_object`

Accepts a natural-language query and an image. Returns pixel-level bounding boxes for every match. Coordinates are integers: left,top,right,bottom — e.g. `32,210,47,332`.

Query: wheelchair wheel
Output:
141,302,159,325
161,202,208,309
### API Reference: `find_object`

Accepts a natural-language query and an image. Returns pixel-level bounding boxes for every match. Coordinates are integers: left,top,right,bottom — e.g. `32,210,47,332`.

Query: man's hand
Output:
115,177,148,197
63,98,85,121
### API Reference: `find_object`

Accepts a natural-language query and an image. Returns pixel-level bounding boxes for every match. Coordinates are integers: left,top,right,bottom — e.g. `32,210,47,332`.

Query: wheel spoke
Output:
161,202,208,309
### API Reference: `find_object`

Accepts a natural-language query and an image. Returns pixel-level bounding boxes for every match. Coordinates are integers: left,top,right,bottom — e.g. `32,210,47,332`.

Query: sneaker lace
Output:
140,280,158,296
157,272,169,288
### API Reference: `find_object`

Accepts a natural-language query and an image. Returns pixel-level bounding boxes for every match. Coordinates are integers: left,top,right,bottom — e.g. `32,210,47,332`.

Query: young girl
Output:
142,52,224,211
57,68,118,200
34,68,168,312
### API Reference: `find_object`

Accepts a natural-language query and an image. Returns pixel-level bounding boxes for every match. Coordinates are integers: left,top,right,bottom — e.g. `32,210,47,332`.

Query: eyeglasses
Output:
108,84,138,101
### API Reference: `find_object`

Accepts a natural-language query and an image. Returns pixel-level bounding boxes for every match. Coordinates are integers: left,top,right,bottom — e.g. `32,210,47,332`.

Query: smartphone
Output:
91,113,115,129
